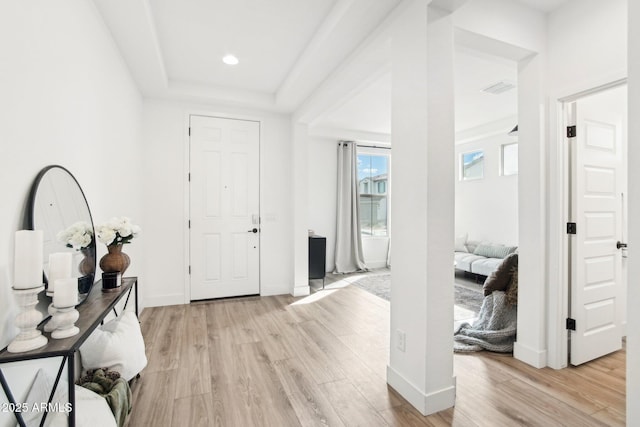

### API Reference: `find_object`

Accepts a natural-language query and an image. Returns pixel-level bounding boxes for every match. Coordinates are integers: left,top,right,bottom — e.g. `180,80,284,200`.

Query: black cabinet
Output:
309,235,326,287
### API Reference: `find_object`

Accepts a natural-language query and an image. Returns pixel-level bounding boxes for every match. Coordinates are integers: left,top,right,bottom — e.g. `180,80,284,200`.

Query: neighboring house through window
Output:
357,146,390,236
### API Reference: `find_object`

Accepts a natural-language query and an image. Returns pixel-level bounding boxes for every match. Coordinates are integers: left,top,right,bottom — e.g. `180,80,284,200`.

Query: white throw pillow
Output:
454,233,468,252
79,311,147,381
20,369,116,427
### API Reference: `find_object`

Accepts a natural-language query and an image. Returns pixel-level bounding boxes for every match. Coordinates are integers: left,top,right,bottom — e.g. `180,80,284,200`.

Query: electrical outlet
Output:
396,330,406,352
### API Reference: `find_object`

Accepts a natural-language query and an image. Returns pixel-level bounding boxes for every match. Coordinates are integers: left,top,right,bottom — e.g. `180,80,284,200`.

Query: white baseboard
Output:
145,286,303,305
292,285,310,297
366,260,388,269
144,293,186,308
514,341,547,368
386,365,456,415
260,289,289,297
260,283,293,296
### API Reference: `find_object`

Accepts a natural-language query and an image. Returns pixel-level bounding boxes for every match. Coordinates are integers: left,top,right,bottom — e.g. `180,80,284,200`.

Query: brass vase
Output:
99,244,130,276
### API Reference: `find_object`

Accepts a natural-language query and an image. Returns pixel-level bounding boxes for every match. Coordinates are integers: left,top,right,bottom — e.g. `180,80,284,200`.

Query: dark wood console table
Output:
0,277,138,427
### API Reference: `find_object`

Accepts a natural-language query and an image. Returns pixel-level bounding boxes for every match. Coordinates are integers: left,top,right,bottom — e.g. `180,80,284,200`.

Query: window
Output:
501,143,518,176
357,149,390,236
461,150,484,180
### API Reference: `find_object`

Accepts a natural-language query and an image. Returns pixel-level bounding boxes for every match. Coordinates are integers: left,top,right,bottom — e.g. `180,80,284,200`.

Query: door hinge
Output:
188,220,191,229
567,125,576,138
566,318,576,330
188,173,191,182
566,222,577,234
189,265,191,275
189,127,191,136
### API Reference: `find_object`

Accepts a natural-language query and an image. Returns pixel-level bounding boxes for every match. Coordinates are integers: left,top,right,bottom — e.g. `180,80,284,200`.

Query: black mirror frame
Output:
26,165,97,306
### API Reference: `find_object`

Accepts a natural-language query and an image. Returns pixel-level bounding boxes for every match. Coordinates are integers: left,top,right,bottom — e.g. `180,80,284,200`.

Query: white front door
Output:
189,115,260,300
568,90,625,365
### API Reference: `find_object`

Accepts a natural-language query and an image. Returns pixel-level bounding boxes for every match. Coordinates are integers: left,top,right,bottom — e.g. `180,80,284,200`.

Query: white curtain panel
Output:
334,141,368,273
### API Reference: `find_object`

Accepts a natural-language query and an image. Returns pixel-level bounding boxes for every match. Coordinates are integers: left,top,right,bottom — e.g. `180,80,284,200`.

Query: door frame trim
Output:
183,110,263,304
547,77,627,368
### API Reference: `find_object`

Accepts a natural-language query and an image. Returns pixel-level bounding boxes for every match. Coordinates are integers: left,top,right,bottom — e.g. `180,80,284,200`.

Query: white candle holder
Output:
51,306,79,339
7,286,48,353
44,303,59,333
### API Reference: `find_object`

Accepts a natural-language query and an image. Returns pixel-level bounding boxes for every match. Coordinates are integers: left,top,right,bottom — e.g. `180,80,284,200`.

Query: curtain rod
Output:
337,142,391,150
357,144,391,150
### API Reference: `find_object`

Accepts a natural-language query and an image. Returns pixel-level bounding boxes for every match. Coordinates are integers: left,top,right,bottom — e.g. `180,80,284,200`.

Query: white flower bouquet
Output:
57,221,94,250
96,217,141,246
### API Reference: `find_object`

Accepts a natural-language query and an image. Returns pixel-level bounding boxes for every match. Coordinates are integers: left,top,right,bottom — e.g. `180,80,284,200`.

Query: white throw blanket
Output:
454,291,517,353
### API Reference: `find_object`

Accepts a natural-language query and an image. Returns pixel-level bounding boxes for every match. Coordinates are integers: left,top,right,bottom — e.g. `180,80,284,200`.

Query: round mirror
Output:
27,165,96,305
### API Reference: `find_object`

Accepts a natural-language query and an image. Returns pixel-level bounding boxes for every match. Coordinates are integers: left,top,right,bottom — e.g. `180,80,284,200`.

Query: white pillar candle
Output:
47,252,73,293
14,230,43,289
53,278,77,308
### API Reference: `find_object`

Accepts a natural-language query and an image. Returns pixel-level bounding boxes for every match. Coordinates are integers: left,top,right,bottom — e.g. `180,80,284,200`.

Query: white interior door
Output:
568,92,624,365
189,115,260,300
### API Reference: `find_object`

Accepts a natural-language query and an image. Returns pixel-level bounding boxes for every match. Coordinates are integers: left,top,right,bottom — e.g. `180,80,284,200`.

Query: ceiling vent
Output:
481,80,516,95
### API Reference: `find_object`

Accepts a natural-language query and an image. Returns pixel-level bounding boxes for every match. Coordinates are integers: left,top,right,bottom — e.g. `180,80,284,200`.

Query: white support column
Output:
513,53,548,368
387,1,456,415
627,1,640,423
292,122,310,296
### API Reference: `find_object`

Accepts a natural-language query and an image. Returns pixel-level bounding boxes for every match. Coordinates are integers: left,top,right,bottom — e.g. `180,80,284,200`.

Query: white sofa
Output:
454,238,517,277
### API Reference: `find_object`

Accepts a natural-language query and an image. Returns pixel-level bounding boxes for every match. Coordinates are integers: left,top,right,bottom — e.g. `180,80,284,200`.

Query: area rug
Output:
350,274,391,301
350,273,484,316
454,284,484,313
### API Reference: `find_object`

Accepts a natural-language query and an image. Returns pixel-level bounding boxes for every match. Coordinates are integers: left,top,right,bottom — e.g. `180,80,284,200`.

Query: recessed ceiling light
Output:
222,55,239,65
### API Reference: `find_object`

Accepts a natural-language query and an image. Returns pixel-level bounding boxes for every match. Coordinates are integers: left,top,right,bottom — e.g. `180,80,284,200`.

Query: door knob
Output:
248,228,258,233
617,241,627,249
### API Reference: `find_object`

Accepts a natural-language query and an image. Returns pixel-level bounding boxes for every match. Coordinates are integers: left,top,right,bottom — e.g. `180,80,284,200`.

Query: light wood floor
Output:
129,285,625,426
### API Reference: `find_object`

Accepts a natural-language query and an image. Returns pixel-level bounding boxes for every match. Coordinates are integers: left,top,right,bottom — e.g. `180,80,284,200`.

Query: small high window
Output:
501,143,518,176
461,150,484,181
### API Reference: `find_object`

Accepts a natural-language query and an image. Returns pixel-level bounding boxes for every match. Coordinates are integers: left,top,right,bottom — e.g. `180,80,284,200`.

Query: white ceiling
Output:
149,0,337,93
514,0,570,13
93,0,567,135
454,47,518,132
312,46,518,136
94,0,402,111
314,72,392,135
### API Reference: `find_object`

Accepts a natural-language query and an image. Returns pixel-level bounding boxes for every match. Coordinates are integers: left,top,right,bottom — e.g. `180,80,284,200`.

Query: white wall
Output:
453,0,549,367
141,100,293,305
388,3,456,415
545,0,627,368
455,134,518,245
547,0,627,95
451,0,626,371
308,137,338,272
627,0,640,421
454,0,546,53
292,123,310,295
0,0,143,424
362,237,390,269
301,0,637,417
